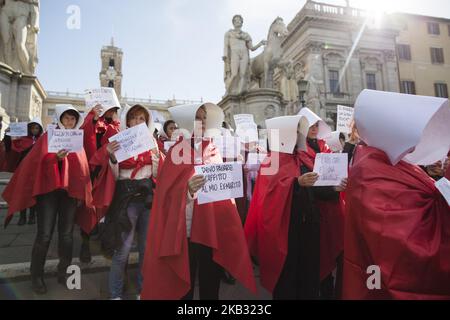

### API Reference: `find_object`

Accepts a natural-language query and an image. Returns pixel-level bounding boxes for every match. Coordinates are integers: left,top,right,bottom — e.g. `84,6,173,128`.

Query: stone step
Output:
0,253,139,281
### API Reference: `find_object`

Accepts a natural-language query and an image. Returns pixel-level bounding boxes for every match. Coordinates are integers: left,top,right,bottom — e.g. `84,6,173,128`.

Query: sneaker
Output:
136,295,141,300
111,297,122,300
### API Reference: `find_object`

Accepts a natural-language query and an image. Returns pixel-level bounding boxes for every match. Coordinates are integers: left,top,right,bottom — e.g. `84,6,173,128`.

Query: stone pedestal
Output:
0,93,11,139
0,62,46,123
218,88,286,128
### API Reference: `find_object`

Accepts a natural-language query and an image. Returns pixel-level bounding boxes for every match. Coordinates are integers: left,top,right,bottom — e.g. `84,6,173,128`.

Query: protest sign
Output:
194,162,244,205
85,88,120,110
108,123,155,163
337,105,354,134
7,122,28,137
435,177,450,206
313,153,348,186
48,130,84,153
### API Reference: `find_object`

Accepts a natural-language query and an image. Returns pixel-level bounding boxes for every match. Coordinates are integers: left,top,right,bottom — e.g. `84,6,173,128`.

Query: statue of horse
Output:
250,17,289,89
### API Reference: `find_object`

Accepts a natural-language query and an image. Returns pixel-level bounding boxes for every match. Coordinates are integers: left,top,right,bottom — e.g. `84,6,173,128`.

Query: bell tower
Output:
100,37,123,97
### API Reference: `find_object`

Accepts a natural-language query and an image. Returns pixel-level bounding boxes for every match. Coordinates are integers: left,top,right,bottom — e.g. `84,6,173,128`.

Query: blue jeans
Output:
108,201,150,299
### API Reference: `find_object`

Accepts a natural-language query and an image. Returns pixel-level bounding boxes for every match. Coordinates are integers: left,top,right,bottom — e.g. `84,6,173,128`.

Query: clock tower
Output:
100,37,123,97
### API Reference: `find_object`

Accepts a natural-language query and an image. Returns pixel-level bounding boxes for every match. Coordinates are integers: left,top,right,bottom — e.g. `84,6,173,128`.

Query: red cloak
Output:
2,133,94,231
11,136,37,153
0,137,21,173
244,152,300,293
343,146,450,300
141,138,256,299
297,140,345,281
81,111,120,162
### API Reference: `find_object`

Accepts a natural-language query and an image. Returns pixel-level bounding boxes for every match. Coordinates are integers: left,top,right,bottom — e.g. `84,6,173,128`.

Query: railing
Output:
46,91,203,106
305,1,367,19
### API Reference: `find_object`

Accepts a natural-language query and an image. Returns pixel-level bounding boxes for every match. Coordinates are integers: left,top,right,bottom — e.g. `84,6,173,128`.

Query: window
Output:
397,44,411,60
400,81,416,94
366,73,377,90
435,83,448,98
109,58,115,67
430,48,444,64
108,80,114,88
427,22,440,35
329,70,340,94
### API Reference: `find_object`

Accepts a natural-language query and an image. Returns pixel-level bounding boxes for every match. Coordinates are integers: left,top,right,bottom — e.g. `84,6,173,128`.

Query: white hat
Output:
168,103,224,138
55,105,84,130
266,115,309,154
154,122,163,134
29,117,44,132
298,107,332,139
119,104,156,139
355,89,450,166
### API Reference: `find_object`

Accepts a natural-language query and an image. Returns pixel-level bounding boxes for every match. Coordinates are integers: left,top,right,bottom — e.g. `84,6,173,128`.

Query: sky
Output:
37,0,450,104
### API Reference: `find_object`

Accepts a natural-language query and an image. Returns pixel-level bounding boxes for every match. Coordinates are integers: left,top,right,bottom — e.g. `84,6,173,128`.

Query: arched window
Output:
109,58,115,68
108,80,114,88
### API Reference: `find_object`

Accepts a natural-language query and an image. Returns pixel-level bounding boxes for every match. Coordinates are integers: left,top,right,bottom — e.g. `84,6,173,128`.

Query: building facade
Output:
277,0,401,124
395,13,450,98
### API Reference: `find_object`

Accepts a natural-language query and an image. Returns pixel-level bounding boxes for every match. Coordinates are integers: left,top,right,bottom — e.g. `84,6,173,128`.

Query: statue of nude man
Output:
223,15,266,96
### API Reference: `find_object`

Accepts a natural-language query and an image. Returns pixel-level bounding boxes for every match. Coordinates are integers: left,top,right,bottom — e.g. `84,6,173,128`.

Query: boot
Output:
28,211,36,225
221,270,236,285
31,277,47,295
79,239,92,264
18,211,27,226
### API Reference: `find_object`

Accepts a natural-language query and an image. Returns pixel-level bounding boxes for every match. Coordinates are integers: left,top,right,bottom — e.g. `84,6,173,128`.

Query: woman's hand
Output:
92,104,103,121
56,149,69,160
107,141,120,163
188,175,206,196
335,178,348,192
298,173,319,187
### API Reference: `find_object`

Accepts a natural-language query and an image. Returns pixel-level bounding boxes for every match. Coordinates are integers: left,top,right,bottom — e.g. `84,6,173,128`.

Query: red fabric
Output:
80,111,120,162
343,146,450,300
0,141,20,172
244,152,300,293
297,140,345,280
119,151,153,179
11,136,36,153
141,138,256,300
2,133,93,230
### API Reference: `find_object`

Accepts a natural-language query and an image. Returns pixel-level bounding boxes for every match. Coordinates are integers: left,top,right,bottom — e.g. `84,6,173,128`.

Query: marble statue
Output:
0,0,40,74
279,60,300,102
223,14,266,96
250,17,289,89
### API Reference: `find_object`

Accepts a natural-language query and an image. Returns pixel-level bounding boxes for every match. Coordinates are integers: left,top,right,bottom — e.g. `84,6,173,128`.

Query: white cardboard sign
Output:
7,122,28,137
435,177,450,206
313,153,348,187
108,123,155,163
85,88,120,110
48,130,84,153
214,136,242,159
194,162,244,205
337,105,354,134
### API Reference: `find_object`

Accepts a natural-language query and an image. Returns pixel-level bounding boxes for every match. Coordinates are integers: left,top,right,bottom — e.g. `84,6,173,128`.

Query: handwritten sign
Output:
194,162,244,205
48,130,84,153
337,105,354,134
435,177,450,206
108,123,155,163
313,153,348,186
85,88,120,109
214,136,242,159
7,122,28,137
